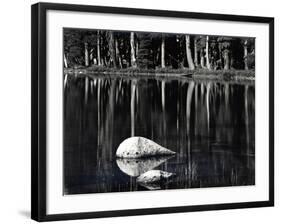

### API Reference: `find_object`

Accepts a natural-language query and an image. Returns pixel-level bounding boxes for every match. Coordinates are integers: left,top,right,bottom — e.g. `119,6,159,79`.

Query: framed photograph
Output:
31,2,274,222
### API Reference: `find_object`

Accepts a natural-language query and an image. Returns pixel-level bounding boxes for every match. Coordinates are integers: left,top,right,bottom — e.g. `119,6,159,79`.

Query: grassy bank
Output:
64,65,255,82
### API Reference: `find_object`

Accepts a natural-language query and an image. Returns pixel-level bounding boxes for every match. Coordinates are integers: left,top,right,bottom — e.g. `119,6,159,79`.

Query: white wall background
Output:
0,0,279,223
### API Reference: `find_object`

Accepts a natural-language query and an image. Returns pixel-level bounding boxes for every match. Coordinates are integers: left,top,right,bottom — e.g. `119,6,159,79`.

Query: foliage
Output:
63,28,255,71
136,32,154,69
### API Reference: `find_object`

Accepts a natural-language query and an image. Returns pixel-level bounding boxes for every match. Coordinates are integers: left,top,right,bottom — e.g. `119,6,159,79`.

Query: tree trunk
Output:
115,39,122,68
200,49,205,68
223,49,230,70
161,35,165,68
97,30,102,66
185,35,195,70
89,48,94,65
108,31,116,68
84,42,89,67
230,56,234,69
218,42,223,69
206,36,211,70
194,38,198,67
103,57,108,66
244,39,248,70
130,32,137,68
63,53,68,68
136,41,139,61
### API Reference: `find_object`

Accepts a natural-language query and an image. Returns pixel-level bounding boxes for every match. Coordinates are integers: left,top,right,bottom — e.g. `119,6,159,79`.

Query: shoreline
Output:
64,67,255,85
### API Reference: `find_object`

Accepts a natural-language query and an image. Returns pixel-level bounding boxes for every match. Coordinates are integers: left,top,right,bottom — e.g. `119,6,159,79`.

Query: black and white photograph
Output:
0,0,278,223
63,28,255,195
29,2,274,222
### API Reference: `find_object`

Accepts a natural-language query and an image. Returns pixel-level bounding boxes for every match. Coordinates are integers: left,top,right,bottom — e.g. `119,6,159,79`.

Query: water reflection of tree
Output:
64,76,255,194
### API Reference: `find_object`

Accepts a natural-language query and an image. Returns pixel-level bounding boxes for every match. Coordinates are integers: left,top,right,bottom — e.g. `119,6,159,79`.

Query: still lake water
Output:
64,74,255,195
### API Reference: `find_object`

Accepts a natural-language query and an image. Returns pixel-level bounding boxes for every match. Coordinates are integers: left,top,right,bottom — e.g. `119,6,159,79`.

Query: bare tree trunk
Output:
103,57,107,66
84,42,89,67
136,41,139,62
161,35,165,68
223,49,230,70
130,32,137,68
218,42,223,69
230,57,234,69
89,48,94,65
194,38,198,67
108,31,116,68
97,30,102,66
200,49,205,68
63,53,68,68
185,35,195,70
206,36,211,70
244,39,248,70
115,39,122,68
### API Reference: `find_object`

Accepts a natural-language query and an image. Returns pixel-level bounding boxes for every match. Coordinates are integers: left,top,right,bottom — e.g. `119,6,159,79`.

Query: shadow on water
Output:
63,74,255,194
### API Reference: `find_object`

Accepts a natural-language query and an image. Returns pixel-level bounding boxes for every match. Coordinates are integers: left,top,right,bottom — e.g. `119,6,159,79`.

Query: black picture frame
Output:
31,2,274,222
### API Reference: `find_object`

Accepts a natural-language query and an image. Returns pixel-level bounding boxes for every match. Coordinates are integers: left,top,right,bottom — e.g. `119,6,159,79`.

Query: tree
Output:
217,37,232,70
193,37,199,67
185,35,195,70
130,32,137,68
161,34,165,68
63,53,68,68
243,39,249,70
223,49,230,70
97,30,102,66
196,36,206,68
63,29,83,67
137,33,153,69
209,37,218,69
63,28,255,71
81,30,97,66
115,39,123,68
84,42,89,66
106,31,117,68
241,38,255,70
174,35,185,68
206,36,211,70
246,38,255,69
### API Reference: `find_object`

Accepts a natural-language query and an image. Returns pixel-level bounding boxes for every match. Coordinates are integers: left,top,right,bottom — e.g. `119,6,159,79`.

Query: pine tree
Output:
185,35,195,70
136,33,153,69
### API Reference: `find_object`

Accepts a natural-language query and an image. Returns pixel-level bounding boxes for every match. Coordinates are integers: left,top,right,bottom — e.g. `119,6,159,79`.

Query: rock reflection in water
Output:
136,170,176,190
137,182,162,190
63,74,255,195
116,156,174,177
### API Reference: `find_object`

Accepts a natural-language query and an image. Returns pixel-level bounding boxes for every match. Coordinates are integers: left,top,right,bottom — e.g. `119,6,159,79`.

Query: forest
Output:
63,28,255,73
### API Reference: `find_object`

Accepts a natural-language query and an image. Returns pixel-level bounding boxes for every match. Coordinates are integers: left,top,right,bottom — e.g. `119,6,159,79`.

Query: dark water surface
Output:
64,74,255,195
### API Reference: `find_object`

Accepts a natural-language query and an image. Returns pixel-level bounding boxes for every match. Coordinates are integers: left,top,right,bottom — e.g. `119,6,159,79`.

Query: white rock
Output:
136,170,176,184
116,136,176,158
